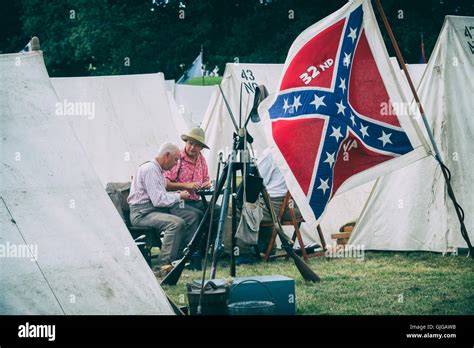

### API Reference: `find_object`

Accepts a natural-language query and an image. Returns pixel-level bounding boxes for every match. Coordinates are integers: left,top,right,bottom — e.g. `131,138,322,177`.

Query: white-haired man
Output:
128,142,203,270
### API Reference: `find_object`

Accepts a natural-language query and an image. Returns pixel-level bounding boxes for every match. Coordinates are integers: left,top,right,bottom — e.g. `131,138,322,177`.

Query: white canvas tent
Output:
405,63,426,89
0,51,173,314
52,73,187,186
202,63,283,178
389,57,426,99
202,63,377,244
165,79,176,94
350,16,474,252
174,84,215,128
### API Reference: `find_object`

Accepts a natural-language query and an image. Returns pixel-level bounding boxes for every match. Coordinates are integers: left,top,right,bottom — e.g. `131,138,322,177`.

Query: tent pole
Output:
201,44,204,86
374,0,473,258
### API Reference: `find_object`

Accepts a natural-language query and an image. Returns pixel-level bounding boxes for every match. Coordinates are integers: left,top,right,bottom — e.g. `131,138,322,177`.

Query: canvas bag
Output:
235,200,263,246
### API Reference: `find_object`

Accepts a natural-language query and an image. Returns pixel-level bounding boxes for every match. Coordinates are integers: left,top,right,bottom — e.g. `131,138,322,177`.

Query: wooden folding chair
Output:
261,191,326,262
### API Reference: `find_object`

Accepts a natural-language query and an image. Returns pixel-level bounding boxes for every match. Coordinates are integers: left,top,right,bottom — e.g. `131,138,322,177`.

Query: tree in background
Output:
3,0,472,79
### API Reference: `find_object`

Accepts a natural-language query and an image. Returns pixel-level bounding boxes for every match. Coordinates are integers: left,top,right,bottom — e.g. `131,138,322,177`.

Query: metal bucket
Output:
187,281,229,315
228,279,275,315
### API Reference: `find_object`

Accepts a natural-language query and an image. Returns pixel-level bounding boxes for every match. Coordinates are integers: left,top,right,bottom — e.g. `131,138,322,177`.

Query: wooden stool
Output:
262,191,326,262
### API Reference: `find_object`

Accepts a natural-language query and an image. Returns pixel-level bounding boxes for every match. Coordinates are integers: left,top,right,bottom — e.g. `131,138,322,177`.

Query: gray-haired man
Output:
128,142,203,270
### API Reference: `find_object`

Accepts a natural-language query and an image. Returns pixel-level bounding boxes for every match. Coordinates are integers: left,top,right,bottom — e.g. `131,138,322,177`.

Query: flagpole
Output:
420,33,426,63
374,0,473,257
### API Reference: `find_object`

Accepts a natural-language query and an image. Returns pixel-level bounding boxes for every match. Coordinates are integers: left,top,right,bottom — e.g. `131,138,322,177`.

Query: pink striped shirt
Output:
128,159,180,207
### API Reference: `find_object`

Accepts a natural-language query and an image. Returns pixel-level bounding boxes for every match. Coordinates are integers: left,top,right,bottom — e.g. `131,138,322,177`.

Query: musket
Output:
209,150,235,279
219,84,321,282
261,187,320,282
161,163,229,286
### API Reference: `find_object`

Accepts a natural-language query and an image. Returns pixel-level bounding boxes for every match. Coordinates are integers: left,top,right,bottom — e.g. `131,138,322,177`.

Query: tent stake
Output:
374,0,473,258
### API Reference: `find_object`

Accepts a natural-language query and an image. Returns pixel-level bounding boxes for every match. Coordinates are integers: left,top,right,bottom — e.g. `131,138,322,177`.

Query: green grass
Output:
186,76,222,85
161,251,474,315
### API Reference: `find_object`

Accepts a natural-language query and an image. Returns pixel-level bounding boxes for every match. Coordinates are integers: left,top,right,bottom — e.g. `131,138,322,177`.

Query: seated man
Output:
128,142,203,270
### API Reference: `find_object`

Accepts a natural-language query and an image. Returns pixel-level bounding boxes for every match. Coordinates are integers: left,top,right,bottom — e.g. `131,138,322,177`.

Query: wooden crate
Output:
331,232,351,245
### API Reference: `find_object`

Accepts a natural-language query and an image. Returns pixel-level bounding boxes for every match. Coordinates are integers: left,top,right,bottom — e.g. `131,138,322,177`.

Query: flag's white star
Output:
317,178,330,195
336,100,346,115
309,94,326,111
324,152,335,168
339,77,346,93
343,52,352,67
330,126,343,142
378,131,393,147
347,27,357,43
350,113,357,126
292,95,302,112
360,124,369,138
282,98,290,113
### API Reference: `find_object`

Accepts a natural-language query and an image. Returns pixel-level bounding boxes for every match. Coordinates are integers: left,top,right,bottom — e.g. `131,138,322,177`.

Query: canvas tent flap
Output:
166,90,190,135
350,16,474,252
174,84,215,128
0,51,173,314
52,73,187,185
406,64,426,89
389,57,426,102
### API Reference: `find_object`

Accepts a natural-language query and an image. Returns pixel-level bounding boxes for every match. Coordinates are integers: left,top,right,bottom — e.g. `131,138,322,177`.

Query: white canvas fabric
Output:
350,16,474,252
165,79,176,94
406,63,426,89
0,51,173,314
52,73,187,185
389,57,426,101
201,63,283,178
174,84,215,128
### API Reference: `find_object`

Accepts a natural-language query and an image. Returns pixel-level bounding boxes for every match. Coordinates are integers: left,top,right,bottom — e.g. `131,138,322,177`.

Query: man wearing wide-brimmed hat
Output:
165,127,212,213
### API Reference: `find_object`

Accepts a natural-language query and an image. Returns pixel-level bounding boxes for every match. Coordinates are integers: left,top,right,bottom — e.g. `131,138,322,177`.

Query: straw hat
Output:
180,127,209,149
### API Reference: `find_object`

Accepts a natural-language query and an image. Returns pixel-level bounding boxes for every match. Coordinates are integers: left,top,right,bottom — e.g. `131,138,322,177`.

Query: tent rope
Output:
438,160,472,255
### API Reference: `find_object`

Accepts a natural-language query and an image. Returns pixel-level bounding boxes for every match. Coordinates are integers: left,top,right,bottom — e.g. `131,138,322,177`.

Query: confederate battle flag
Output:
259,0,429,227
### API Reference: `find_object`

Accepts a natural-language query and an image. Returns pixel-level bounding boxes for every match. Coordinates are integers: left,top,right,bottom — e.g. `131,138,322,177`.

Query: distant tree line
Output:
1,0,473,78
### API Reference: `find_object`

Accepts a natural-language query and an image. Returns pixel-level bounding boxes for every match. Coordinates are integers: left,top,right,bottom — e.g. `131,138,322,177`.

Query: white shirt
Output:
128,159,180,207
257,148,288,198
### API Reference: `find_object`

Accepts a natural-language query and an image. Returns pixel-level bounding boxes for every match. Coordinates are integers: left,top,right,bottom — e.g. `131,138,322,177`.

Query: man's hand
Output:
179,191,191,201
185,182,201,191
